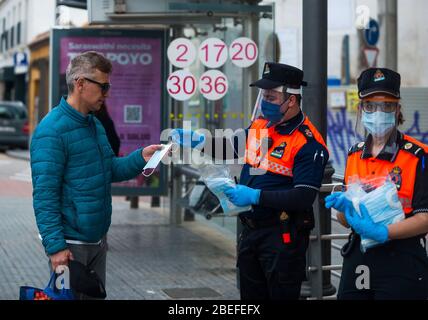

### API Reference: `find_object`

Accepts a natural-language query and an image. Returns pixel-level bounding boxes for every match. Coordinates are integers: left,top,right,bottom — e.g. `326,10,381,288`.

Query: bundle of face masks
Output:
199,164,252,216
344,178,405,252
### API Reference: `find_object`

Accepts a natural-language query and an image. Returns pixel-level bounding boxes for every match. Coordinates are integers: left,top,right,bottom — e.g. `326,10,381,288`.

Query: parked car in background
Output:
0,101,29,150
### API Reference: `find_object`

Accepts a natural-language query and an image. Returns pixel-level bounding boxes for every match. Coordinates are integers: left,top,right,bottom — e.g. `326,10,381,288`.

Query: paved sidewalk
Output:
5,150,30,161
0,195,240,300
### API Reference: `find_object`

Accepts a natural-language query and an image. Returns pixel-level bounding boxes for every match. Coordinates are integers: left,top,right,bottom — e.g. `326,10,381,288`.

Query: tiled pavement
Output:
0,195,240,300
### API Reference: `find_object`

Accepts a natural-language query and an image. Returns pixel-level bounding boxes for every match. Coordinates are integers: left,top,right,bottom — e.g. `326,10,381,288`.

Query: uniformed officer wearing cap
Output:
326,68,428,300
222,62,330,300
172,62,329,300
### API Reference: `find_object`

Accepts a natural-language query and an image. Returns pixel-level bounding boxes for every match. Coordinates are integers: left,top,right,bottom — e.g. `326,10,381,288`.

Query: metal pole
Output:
377,0,397,70
170,168,183,225
242,12,260,122
302,0,327,138
341,35,350,85
183,174,195,221
236,9,261,291
169,26,184,226
301,0,336,299
308,195,323,299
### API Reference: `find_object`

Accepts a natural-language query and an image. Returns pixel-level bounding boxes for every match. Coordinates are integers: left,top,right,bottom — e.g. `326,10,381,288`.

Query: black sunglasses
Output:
81,77,111,94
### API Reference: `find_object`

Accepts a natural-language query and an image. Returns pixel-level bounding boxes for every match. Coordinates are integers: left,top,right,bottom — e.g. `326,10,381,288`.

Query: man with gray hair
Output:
30,51,162,299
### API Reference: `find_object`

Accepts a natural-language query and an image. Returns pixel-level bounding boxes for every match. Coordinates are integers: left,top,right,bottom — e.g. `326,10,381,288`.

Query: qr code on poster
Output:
124,105,142,123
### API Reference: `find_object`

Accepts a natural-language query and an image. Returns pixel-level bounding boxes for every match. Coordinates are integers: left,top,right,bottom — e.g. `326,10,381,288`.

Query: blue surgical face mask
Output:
261,100,284,123
361,111,396,137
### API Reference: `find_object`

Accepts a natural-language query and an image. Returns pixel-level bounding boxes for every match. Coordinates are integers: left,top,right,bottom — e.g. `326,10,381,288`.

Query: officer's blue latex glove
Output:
170,129,205,149
344,202,389,244
325,192,353,213
224,185,261,207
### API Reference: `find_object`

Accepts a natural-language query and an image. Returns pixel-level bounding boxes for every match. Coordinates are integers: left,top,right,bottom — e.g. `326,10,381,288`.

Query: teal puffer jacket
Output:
31,97,146,255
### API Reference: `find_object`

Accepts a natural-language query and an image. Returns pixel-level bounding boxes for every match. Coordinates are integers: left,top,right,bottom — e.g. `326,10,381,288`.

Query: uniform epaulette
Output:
298,125,314,140
400,139,427,158
348,141,365,155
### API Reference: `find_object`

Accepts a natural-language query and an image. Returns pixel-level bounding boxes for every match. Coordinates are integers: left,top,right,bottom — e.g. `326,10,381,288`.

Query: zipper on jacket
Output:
90,117,109,234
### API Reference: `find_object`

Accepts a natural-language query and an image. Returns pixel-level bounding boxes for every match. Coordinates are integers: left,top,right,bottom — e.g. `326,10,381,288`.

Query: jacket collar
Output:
59,96,94,125
274,111,305,135
361,130,402,162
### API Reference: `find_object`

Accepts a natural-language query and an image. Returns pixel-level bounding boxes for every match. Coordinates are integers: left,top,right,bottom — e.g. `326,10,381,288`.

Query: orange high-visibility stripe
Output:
245,115,326,177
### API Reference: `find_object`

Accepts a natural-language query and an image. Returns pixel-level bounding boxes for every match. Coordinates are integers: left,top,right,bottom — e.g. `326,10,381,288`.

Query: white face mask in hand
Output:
142,143,175,177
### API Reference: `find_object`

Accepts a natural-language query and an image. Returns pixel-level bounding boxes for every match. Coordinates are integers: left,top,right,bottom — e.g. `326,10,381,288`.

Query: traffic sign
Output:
364,19,380,47
14,52,28,74
363,47,379,68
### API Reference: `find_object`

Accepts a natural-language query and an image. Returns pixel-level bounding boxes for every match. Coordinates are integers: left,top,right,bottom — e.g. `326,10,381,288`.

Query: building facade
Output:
274,0,428,86
0,0,87,131
0,0,58,104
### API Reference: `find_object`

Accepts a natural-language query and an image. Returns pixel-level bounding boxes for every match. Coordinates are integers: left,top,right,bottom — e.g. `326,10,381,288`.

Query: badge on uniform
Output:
389,166,402,190
373,69,385,82
280,211,289,221
304,128,313,138
263,63,270,75
404,142,413,150
270,142,286,159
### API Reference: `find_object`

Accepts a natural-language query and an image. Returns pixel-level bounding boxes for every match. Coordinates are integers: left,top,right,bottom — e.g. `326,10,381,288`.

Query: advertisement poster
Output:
51,29,167,195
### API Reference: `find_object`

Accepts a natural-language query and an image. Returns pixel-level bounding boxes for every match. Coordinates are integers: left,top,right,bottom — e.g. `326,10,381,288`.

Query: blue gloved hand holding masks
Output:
344,202,389,244
224,185,261,207
325,192,354,213
170,129,205,149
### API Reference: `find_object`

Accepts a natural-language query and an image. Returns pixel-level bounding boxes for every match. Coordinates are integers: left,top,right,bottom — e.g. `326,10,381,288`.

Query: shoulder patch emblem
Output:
404,142,413,150
401,140,426,158
304,128,313,138
349,141,365,155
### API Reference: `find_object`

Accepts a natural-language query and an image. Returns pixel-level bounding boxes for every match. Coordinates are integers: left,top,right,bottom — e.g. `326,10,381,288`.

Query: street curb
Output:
5,150,30,161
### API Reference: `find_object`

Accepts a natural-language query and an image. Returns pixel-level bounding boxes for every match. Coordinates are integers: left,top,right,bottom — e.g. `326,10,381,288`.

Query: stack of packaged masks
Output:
199,164,251,216
343,177,405,252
